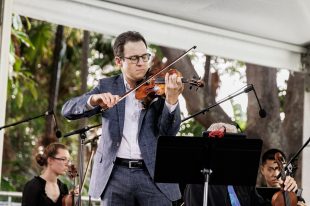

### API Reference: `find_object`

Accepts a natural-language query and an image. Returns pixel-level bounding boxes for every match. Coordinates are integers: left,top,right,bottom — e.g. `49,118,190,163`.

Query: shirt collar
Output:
123,77,132,92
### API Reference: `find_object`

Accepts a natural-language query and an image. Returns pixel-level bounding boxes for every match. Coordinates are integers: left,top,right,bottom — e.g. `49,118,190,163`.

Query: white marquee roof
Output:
1,0,309,200
12,0,310,71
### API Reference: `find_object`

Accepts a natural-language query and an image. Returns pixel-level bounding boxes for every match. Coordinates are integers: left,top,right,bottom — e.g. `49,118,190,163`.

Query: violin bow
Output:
101,45,197,112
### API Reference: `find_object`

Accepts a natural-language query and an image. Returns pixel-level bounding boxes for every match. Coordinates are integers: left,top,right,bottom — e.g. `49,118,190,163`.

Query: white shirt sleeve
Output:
86,95,95,110
165,100,179,113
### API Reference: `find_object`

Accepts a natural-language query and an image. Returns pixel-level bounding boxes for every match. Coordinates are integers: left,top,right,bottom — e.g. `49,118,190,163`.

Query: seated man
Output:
183,122,266,206
260,148,307,206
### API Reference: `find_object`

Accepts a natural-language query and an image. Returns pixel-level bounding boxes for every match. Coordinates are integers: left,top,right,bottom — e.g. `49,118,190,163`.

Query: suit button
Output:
116,142,120,147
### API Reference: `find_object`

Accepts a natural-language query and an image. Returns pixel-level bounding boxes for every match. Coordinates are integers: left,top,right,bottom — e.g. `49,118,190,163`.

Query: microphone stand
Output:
62,123,101,206
0,111,53,130
182,85,252,122
279,137,310,177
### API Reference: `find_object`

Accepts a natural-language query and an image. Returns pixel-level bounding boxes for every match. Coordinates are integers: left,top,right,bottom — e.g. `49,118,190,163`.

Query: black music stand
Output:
154,136,263,206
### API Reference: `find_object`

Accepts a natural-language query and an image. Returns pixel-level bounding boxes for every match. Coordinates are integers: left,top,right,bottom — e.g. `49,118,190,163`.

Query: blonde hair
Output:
207,122,237,133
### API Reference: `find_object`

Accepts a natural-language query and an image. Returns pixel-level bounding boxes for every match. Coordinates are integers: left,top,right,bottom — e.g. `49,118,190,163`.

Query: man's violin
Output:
135,68,204,107
271,152,297,206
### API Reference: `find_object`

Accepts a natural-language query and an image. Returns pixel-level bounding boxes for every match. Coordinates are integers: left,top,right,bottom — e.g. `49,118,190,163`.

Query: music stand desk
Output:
154,136,263,206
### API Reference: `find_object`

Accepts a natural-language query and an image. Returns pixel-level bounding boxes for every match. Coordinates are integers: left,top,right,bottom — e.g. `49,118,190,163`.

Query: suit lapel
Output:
115,75,126,136
138,108,147,138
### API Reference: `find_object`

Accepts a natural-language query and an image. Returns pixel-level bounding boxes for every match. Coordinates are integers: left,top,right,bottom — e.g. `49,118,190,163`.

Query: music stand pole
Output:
201,169,212,206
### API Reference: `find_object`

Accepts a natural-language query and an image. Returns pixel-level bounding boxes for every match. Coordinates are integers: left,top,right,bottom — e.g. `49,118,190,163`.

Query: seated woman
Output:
22,142,73,206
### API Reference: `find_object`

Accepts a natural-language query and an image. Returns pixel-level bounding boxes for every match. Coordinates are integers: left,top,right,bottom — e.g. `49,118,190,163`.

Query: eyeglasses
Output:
122,53,151,64
52,156,72,164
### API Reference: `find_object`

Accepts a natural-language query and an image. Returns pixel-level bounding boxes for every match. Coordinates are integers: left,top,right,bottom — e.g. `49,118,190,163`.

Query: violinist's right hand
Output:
280,176,298,192
90,93,120,108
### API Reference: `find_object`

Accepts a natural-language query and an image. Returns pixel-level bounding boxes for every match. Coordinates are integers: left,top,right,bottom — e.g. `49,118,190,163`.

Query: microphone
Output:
50,110,62,138
244,84,267,118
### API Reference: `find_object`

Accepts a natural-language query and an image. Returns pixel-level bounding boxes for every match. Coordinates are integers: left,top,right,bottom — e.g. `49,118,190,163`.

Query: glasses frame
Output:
51,156,72,164
122,53,151,64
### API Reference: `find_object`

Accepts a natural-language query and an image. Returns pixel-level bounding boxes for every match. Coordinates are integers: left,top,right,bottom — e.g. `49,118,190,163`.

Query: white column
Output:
302,87,310,202
0,0,13,181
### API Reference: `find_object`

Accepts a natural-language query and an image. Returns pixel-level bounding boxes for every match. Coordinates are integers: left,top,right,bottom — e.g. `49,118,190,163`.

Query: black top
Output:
184,184,268,206
22,176,68,206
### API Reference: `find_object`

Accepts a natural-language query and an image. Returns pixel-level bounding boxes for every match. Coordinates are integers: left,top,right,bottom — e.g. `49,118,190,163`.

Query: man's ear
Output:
115,56,122,67
260,165,264,175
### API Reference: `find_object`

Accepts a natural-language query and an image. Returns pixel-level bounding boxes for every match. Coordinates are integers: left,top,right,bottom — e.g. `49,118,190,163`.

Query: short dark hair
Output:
261,148,286,165
113,31,147,57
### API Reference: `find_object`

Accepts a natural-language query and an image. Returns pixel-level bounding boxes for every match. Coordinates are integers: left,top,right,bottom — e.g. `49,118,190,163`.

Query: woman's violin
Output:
62,164,78,206
271,152,297,206
135,68,204,107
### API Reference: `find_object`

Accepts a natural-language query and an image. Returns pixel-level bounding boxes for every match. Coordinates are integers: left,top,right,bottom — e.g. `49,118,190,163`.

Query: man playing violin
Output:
62,31,184,206
260,149,307,206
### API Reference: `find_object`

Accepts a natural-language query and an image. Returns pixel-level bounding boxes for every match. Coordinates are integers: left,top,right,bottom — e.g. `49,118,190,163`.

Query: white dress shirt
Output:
87,78,178,160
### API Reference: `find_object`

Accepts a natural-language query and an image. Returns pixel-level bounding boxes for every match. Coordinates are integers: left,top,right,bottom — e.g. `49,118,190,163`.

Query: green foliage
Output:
3,15,120,192
90,33,114,68
178,114,205,137
278,88,286,113
230,99,247,131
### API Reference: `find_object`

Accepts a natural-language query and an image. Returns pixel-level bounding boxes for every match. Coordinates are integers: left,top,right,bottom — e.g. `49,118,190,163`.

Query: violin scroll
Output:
67,164,78,179
62,164,78,206
271,152,297,206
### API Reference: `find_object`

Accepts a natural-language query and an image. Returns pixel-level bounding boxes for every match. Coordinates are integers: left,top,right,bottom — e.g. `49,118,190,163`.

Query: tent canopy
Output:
1,0,309,200
13,0,310,71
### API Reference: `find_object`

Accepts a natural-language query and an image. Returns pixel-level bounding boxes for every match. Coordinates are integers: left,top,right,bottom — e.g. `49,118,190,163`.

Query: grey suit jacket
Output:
62,74,181,201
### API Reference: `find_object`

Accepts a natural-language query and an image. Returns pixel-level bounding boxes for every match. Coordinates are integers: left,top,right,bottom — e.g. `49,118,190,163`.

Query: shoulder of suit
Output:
98,75,121,84
99,74,121,83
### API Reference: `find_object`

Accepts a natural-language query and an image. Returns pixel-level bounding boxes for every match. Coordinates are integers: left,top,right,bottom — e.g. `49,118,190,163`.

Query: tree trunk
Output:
43,25,65,147
246,64,283,148
159,46,232,128
282,72,304,185
246,63,304,186
79,30,90,128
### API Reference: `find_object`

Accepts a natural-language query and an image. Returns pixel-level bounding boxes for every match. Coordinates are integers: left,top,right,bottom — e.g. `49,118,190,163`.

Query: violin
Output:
62,164,78,206
100,46,197,112
271,152,297,206
135,68,204,107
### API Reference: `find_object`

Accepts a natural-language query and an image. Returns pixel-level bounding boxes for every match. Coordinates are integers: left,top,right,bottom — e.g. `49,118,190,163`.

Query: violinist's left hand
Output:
164,72,184,105
280,176,298,192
